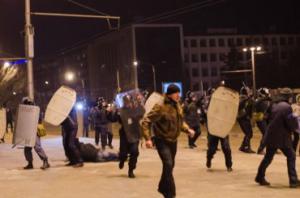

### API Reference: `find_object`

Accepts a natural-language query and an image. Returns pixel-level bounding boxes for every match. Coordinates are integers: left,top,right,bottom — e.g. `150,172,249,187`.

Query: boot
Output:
72,162,84,168
255,176,270,186
119,160,125,169
128,169,135,178
41,160,50,170
24,162,33,170
227,167,233,172
206,159,212,168
290,180,300,188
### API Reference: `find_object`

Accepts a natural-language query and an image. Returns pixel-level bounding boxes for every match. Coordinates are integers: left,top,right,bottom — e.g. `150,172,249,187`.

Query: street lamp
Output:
134,61,157,91
65,71,75,82
242,46,262,98
3,62,11,69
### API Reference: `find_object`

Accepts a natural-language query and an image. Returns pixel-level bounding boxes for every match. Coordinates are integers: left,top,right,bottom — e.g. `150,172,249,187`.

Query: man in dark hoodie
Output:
255,88,300,188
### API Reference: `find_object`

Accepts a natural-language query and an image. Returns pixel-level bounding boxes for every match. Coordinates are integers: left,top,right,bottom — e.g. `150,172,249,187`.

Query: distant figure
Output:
83,107,90,137
6,107,14,133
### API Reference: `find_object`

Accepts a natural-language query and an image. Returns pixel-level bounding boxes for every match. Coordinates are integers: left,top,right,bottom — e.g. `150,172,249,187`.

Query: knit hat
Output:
166,84,180,95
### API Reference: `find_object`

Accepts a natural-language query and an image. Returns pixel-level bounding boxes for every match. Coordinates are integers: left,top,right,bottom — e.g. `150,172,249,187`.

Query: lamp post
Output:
242,46,262,98
133,61,157,91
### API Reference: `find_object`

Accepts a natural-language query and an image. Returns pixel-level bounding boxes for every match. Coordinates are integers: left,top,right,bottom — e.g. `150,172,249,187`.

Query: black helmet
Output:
207,88,215,96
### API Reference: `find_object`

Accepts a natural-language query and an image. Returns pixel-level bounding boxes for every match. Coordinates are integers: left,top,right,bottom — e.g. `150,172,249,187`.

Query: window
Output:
184,54,189,63
246,38,252,45
238,52,244,61
203,82,209,90
228,38,234,47
209,39,216,47
211,67,218,76
254,37,261,45
263,38,269,45
218,38,225,47
288,37,294,45
280,37,287,46
200,39,207,47
191,39,197,47
184,40,188,48
201,53,208,62
236,38,243,46
271,37,278,46
192,68,199,77
281,51,287,60
210,53,217,62
191,54,199,63
202,68,209,77
219,53,226,61
193,83,199,91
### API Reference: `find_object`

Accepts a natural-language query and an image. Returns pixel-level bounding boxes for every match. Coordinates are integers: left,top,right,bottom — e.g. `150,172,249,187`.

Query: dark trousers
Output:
207,134,232,168
95,126,108,147
119,133,139,171
188,125,201,146
83,124,89,137
292,131,299,152
256,146,298,184
238,118,253,149
62,127,83,164
257,120,267,150
107,131,113,146
155,138,177,198
6,121,13,133
24,136,48,163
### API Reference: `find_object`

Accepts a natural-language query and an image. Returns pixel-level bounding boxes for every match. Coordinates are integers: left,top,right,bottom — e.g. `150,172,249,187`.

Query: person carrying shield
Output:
111,94,145,178
22,98,50,170
142,84,195,198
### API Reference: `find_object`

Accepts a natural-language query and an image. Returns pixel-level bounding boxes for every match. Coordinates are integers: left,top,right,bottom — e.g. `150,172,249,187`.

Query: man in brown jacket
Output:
142,84,195,198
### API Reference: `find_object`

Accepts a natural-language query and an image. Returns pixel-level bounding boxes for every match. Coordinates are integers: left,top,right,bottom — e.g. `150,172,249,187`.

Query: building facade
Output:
184,33,300,91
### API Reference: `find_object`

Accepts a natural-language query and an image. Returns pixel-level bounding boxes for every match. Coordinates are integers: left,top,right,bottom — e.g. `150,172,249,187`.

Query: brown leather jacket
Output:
142,96,189,142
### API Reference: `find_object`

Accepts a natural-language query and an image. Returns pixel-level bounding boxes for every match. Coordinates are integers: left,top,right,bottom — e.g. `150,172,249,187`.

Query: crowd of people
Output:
1,83,300,197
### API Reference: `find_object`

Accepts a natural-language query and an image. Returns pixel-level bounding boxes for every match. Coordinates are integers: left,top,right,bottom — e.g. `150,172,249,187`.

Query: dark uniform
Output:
115,96,145,178
254,95,272,154
203,90,232,171
255,88,300,188
237,94,255,153
93,105,112,149
74,139,119,163
61,108,83,167
183,97,202,148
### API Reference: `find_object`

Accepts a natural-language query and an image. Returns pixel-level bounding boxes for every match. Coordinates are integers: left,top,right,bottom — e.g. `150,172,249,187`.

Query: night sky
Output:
0,0,299,57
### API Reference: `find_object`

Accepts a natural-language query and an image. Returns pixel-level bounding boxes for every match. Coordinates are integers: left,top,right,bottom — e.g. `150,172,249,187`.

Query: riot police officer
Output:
237,87,255,153
255,88,300,188
183,91,202,149
93,97,112,150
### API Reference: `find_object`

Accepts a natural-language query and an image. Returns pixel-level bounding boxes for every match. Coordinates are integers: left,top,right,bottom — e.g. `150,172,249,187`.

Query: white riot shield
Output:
207,87,239,138
13,105,40,147
0,108,6,138
45,86,76,126
144,92,164,116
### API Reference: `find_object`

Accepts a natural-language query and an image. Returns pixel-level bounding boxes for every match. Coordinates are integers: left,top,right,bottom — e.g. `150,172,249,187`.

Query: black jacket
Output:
264,100,298,148
183,101,201,128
